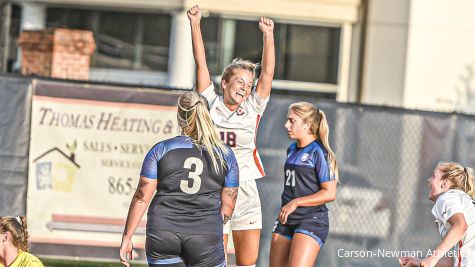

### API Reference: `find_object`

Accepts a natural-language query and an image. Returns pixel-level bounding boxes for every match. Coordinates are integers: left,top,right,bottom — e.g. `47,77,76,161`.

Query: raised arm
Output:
120,177,157,267
187,5,211,92
255,17,275,99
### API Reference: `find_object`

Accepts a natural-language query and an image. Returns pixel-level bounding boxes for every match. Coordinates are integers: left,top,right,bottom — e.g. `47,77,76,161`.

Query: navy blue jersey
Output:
281,140,334,224
141,136,239,235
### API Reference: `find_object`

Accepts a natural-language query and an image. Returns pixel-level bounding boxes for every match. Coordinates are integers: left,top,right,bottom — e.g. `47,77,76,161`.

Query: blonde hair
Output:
289,102,339,181
177,91,230,173
437,162,475,199
0,216,29,251
220,58,258,92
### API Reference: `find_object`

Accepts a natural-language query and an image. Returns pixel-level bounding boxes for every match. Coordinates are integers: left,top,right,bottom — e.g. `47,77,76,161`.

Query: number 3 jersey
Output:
282,140,335,224
140,135,239,235
200,83,269,182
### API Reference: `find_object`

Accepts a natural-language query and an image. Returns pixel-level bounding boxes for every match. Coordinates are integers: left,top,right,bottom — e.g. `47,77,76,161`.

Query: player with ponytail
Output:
270,102,338,267
400,162,475,267
120,91,239,267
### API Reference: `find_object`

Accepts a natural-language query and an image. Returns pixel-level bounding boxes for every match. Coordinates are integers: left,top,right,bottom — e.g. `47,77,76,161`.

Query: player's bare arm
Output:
187,5,211,93
221,187,238,225
120,177,157,266
419,213,467,267
255,17,275,99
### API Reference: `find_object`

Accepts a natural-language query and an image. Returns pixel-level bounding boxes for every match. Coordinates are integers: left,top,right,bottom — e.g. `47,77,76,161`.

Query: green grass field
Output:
40,258,147,267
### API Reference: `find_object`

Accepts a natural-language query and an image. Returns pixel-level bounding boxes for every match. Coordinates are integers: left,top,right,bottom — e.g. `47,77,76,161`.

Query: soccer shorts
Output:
272,218,329,247
146,229,225,267
223,179,262,234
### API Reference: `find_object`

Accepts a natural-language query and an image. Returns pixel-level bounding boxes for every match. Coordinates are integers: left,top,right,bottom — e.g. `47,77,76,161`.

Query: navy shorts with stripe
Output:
272,219,329,247
146,229,225,267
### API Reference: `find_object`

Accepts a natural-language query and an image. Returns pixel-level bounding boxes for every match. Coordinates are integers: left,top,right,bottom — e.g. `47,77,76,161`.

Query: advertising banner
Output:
27,80,180,250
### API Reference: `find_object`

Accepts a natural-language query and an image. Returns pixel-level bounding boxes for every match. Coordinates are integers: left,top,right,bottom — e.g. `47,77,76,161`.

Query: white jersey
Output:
432,189,475,267
200,82,269,182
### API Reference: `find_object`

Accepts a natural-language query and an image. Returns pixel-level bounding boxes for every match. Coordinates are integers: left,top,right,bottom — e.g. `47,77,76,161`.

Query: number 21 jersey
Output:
282,140,335,224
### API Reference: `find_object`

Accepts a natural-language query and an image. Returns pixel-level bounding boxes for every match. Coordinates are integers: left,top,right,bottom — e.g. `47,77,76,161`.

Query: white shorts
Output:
224,179,262,234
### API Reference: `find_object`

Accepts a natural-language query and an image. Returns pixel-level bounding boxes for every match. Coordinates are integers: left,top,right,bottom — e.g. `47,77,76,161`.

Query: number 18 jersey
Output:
140,136,239,235
200,83,269,182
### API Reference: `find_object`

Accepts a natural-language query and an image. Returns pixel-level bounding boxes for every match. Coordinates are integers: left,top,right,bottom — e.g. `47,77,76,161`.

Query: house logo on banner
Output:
32,140,81,192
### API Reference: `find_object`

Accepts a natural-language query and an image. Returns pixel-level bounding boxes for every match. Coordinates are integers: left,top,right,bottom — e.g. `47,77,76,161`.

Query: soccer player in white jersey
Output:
399,162,475,267
187,5,275,267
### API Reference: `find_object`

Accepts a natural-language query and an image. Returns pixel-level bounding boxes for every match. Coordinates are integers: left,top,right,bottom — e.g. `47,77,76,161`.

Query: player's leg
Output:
146,229,186,267
269,221,293,267
223,222,230,256
232,229,261,266
288,233,320,267
288,221,329,267
230,180,262,266
181,233,226,267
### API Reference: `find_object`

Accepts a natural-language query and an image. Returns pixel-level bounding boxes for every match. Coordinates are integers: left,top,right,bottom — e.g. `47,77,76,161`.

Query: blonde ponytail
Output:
178,92,230,173
316,110,339,182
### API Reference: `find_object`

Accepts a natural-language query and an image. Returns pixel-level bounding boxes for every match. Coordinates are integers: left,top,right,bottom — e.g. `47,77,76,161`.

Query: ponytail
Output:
316,110,339,182
178,92,230,173
463,167,475,198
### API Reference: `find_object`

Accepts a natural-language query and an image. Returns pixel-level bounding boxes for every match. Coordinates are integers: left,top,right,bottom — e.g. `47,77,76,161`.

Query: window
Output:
201,16,341,85
0,3,21,72
46,8,171,72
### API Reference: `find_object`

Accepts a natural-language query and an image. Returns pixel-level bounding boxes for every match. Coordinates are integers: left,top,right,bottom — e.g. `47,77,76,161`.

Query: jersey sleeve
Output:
224,149,239,187
314,148,333,183
434,192,465,224
140,142,165,179
198,82,218,105
248,90,270,114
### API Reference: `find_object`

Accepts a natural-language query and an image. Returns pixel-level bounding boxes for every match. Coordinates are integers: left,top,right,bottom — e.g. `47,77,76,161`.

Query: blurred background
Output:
1,0,475,266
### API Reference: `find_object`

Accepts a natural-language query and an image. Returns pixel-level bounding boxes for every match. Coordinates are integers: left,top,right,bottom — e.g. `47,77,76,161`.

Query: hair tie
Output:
15,216,22,226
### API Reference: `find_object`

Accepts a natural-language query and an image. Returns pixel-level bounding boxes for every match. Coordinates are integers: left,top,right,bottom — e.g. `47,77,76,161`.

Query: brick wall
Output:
18,28,95,80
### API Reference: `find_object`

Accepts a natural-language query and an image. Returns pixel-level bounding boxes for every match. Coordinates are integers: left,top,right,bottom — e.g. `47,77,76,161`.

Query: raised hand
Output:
187,5,202,23
259,17,274,33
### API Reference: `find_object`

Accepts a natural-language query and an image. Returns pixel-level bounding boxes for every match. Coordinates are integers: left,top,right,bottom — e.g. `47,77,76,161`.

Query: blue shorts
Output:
272,220,329,248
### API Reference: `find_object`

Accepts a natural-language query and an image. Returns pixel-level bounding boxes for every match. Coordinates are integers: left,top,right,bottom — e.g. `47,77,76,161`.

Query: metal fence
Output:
256,94,475,267
2,75,475,266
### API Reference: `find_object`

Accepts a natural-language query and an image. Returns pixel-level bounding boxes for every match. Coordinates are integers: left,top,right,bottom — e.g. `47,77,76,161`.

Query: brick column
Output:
18,28,96,80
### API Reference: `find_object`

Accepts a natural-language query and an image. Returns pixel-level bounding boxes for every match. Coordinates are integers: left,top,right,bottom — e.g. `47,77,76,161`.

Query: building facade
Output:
1,0,361,102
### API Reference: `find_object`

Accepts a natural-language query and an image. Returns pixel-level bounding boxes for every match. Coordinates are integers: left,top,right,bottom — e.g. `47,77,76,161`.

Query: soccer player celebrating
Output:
270,102,338,267
120,91,239,267
399,162,475,267
187,5,275,267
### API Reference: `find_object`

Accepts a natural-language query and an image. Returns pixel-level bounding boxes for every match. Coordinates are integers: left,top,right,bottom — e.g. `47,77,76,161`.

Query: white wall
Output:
403,0,475,113
360,0,410,106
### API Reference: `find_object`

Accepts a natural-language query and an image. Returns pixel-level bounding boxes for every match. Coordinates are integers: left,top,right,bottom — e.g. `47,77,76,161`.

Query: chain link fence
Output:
256,93,475,267
2,75,475,266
